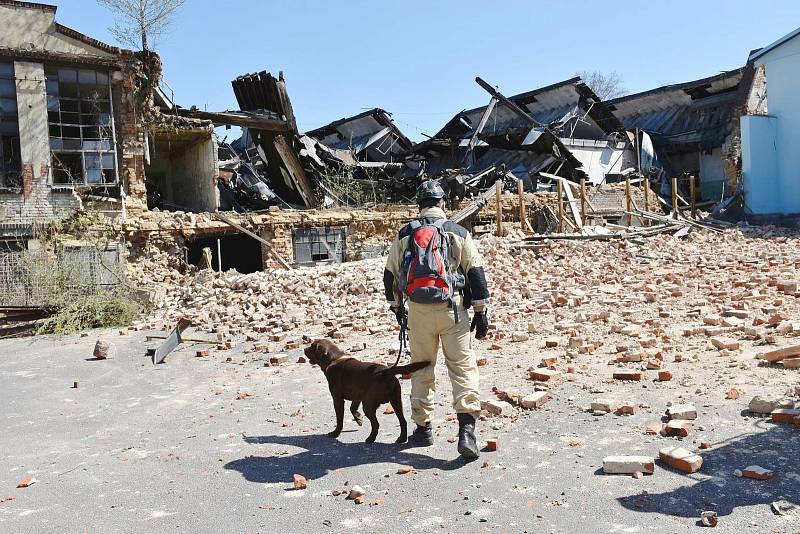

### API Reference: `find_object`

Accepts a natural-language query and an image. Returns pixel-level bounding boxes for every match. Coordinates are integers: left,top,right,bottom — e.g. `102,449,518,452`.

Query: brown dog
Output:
304,339,429,443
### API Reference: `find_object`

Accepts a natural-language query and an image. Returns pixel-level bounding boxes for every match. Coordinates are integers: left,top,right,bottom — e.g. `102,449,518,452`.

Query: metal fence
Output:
0,245,122,307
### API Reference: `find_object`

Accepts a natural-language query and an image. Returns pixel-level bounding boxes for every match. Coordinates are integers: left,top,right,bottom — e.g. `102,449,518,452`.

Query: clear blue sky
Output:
52,0,800,141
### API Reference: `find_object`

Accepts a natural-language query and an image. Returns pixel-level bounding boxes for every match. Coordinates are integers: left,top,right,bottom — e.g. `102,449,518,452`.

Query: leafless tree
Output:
97,0,185,51
579,70,628,101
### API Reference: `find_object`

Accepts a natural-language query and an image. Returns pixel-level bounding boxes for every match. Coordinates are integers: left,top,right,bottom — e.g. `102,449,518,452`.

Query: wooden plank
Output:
272,135,316,208
561,178,582,229
451,185,500,224
214,213,293,270
556,179,564,233
495,180,504,236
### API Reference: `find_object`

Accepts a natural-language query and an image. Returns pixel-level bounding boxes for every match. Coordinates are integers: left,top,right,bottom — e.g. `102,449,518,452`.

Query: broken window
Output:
45,66,118,185
0,62,21,188
292,227,346,263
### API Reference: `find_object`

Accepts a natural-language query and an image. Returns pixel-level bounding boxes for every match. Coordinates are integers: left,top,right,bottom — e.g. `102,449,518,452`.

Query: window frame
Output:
0,62,21,189
45,65,119,187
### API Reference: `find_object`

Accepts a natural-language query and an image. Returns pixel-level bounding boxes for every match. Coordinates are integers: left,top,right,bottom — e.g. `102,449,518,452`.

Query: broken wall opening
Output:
186,233,263,274
146,129,218,212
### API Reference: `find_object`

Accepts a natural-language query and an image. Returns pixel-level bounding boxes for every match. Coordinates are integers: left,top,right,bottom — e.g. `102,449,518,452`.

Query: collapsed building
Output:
0,0,797,318
0,0,216,240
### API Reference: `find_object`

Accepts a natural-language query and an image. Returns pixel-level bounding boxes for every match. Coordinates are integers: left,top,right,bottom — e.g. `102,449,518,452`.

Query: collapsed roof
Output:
305,108,412,163
607,68,744,150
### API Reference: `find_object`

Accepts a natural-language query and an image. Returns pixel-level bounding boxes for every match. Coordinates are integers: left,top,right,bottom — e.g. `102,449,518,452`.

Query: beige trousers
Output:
407,299,481,426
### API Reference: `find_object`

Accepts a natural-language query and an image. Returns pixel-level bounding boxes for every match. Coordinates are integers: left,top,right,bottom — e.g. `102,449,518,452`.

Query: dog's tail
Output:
386,361,430,375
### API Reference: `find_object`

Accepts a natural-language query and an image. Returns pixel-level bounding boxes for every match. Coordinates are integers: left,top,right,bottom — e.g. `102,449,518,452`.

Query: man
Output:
383,179,490,459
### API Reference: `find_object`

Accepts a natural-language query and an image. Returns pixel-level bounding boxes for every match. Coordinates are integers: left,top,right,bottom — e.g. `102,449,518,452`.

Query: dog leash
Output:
394,302,410,368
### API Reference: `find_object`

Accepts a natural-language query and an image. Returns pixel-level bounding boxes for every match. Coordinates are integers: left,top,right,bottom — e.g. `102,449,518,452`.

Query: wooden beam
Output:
671,177,679,219
495,180,504,237
625,175,632,226
214,213,293,270
175,108,291,133
689,175,697,219
556,179,564,233
518,178,529,234
451,185,498,224
579,178,586,226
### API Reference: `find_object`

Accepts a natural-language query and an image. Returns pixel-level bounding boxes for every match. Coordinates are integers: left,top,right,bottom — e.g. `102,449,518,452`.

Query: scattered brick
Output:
645,422,664,435
270,354,289,365
667,404,697,420
615,403,635,416
742,465,774,480
658,370,673,381
528,369,562,383
662,420,692,437
520,392,550,409
659,446,703,473
481,399,513,416
771,408,800,425
613,370,642,381
700,511,718,527
292,474,307,490
726,387,742,400
602,456,654,475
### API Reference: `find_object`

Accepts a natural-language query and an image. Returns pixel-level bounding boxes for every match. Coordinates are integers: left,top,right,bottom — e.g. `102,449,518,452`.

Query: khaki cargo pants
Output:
407,298,481,426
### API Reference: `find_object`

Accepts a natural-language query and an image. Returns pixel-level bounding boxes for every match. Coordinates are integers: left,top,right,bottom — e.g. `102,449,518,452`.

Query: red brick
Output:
528,369,561,382
659,446,703,474
613,370,642,381
742,466,774,480
771,408,800,425
658,370,673,381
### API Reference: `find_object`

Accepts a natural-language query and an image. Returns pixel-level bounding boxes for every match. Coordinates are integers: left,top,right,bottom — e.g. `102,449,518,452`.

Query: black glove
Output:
391,305,407,327
470,310,488,339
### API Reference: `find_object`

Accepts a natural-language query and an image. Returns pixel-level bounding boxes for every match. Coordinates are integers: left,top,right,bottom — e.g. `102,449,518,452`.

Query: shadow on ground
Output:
224,433,470,484
617,422,799,520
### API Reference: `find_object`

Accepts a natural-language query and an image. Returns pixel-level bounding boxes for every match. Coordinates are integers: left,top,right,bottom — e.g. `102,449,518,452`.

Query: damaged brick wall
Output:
122,195,568,274
115,51,215,216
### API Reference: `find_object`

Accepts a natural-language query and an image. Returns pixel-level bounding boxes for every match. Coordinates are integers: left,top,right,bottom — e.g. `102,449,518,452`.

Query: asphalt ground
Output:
0,329,798,533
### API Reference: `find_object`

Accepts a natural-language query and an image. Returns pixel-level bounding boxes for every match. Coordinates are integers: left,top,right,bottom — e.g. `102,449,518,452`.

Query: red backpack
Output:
399,219,454,304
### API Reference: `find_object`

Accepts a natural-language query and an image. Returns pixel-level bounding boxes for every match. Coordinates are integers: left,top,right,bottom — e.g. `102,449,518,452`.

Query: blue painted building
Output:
741,26,800,222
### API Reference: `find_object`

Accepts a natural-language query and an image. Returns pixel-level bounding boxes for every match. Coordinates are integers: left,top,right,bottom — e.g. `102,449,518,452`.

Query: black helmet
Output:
416,179,445,208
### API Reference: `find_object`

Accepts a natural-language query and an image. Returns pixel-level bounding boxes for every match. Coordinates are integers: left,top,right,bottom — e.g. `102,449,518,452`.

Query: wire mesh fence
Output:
0,246,122,307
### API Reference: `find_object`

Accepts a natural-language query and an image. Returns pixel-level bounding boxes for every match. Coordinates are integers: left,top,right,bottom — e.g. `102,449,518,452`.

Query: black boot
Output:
457,413,479,460
409,422,433,446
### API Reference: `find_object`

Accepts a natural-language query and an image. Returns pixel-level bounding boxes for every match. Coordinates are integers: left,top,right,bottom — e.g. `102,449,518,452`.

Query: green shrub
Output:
37,289,142,335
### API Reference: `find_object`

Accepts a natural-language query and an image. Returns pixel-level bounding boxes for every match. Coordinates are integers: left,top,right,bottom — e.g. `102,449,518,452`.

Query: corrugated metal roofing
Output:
608,69,744,148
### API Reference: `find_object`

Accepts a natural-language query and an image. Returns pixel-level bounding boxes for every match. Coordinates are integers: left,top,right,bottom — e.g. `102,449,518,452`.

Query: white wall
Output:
0,5,115,59
745,34,800,214
562,140,635,184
